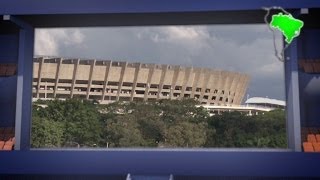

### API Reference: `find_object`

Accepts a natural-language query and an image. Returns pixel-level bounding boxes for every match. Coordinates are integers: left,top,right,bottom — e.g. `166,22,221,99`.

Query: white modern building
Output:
245,97,286,109
199,97,286,116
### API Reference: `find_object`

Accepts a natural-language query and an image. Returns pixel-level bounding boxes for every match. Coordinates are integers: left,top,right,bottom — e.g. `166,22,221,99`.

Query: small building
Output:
245,97,286,109
199,97,286,116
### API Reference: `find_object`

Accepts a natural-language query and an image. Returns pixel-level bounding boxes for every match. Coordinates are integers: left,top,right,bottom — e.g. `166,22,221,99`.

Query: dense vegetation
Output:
32,99,287,148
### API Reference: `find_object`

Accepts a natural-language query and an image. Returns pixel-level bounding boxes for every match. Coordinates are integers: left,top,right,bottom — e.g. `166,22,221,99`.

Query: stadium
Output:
32,57,250,106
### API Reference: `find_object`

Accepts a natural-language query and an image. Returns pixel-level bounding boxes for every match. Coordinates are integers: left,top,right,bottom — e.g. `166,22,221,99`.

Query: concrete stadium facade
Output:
32,57,250,105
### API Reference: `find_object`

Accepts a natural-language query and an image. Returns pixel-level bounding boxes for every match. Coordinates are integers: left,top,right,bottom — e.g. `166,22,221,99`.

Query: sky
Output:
34,24,285,101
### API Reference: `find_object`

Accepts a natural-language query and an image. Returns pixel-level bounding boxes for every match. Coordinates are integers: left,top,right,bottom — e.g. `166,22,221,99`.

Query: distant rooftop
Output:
245,97,286,107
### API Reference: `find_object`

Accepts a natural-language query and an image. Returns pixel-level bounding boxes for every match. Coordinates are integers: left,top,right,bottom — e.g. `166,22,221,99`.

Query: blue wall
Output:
298,29,320,127
0,34,18,62
0,34,18,127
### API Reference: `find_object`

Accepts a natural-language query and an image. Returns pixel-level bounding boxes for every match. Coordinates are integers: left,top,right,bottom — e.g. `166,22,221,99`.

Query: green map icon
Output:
270,13,304,44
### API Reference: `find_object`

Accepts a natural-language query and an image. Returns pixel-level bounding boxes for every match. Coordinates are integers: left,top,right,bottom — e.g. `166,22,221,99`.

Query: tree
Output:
165,121,207,147
205,110,286,148
33,99,104,147
101,99,210,148
105,114,145,147
31,116,64,148
32,98,286,149
157,99,209,124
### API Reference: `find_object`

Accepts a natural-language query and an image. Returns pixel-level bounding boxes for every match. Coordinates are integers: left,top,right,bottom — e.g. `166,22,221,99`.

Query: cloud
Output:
256,61,283,75
151,26,210,42
34,28,85,56
33,25,285,100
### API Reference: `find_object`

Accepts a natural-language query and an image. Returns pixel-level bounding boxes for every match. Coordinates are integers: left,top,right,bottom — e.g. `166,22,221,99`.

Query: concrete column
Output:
169,65,181,99
199,69,212,103
180,67,193,99
36,57,44,98
116,62,128,101
228,73,240,105
53,58,62,98
144,64,156,101
215,71,227,105
223,73,235,105
239,75,250,104
233,74,244,105
130,63,141,101
102,61,112,102
190,68,202,98
235,75,249,105
157,65,169,99
70,59,80,98
86,59,96,100
220,72,232,105
208,70,219,105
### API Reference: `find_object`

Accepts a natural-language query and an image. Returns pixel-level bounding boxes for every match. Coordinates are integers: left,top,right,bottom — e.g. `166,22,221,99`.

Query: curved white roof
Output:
245,97,286,106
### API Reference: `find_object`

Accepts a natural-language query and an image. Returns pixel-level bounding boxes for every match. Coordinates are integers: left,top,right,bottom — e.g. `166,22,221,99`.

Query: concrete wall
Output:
32,57,250,105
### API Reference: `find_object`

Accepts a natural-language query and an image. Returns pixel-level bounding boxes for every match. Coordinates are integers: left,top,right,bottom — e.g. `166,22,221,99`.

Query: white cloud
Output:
138,26,209,43
162,26,210,41
34,28,85,56
256,61,283,75
34,25,285,100
64,30,85,45
134,25,283,76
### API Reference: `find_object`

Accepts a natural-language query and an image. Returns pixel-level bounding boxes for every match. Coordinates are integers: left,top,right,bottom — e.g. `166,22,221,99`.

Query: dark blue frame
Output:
1,0,320,14
1,0,320,177
0,150,319,177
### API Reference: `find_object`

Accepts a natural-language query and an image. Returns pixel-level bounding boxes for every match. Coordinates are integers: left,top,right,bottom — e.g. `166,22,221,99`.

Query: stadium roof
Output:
245,97,286,106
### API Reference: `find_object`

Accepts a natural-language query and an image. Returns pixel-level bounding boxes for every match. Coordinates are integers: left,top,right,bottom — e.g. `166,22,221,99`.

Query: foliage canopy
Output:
32,99,287,148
